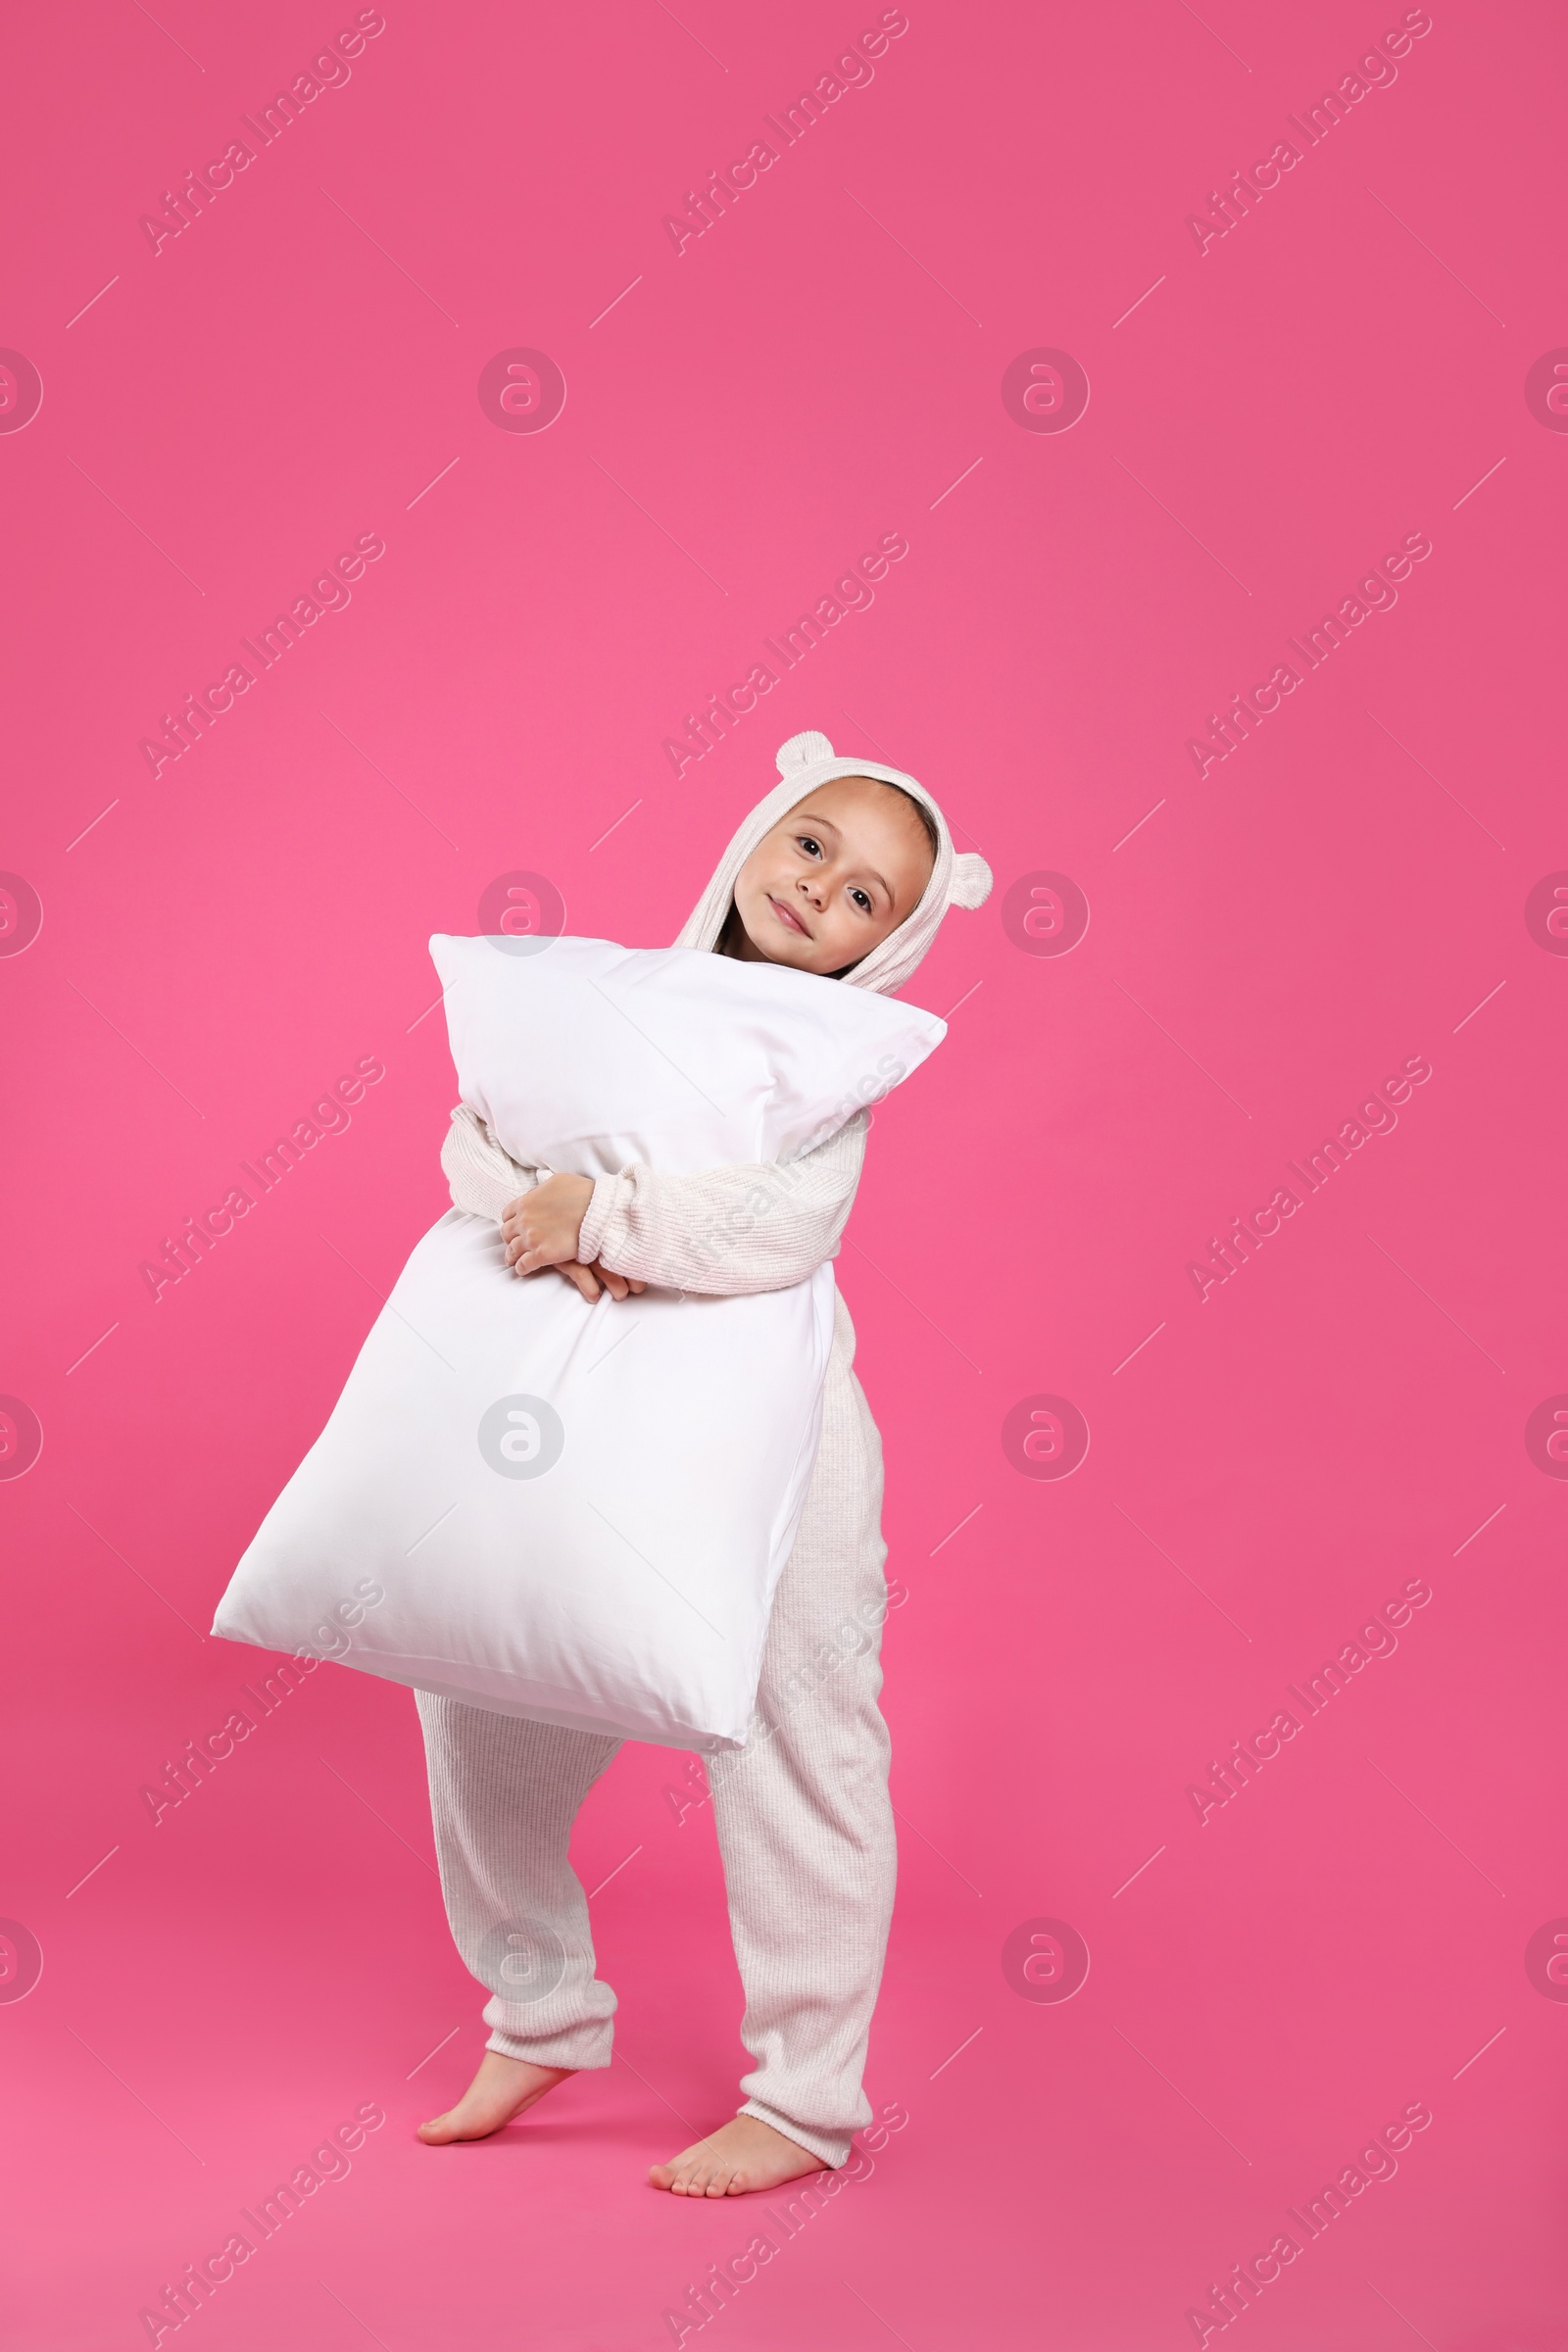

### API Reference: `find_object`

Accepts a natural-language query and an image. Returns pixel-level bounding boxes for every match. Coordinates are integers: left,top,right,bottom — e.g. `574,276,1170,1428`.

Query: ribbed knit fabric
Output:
422,1102,895,2165
439,1102,867,1294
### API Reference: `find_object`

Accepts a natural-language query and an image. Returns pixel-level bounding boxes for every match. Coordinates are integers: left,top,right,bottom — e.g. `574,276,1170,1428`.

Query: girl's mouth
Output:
767,894,810,938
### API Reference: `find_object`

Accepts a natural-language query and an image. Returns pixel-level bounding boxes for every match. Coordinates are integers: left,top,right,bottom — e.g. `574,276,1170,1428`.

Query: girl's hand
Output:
501,1180,646,1302
552,1258,647,1304
502,1175,595,1275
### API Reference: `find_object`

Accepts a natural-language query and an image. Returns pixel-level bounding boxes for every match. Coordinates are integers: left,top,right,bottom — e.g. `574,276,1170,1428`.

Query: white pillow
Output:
432,931,943,1172
212,937,945,1751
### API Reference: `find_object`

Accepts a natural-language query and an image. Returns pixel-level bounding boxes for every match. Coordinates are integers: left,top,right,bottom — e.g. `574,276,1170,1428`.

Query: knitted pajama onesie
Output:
418,1102,896,2167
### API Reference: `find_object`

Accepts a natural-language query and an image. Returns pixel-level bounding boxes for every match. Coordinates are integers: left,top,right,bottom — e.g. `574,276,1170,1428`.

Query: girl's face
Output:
723,777,935,977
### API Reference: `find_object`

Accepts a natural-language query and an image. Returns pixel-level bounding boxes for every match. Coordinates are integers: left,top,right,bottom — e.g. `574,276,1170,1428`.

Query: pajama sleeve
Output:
440,1104,541,1225
439,1102,869,1298
577,1110,869,1296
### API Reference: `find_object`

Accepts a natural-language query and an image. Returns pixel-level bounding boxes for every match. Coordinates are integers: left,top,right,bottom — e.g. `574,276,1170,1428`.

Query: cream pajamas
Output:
416,1103,897,2166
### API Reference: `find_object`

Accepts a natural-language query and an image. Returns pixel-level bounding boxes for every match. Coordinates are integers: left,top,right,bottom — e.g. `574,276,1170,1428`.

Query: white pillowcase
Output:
213,936,945,1750
433,931,942,1172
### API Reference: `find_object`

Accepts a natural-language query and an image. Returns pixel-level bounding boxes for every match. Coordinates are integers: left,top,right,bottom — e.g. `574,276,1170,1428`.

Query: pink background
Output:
3,0,1565,2343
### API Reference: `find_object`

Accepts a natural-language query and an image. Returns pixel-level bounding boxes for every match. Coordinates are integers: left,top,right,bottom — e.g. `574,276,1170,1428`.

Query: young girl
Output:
415,729,989,2196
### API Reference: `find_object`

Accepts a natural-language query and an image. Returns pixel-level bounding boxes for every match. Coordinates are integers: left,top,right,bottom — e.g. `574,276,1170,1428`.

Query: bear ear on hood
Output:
777,729,834,774
677,722,987,997
771,728,992,913
949,852,992,910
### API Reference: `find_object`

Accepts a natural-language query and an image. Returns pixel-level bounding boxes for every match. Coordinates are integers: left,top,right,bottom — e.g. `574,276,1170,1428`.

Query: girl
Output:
415,729,989,2196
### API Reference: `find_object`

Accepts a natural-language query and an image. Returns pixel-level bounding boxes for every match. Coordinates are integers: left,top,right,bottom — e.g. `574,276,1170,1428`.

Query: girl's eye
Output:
797,835,822,858
850,888,872,913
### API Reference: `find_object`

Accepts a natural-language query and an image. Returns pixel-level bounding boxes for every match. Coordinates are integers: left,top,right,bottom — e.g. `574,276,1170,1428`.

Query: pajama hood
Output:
674,729,992,997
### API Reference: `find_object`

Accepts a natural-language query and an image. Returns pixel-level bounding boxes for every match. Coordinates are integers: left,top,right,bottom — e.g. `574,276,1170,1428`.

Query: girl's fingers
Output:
505,1233,618,1302
564,1264,602,1301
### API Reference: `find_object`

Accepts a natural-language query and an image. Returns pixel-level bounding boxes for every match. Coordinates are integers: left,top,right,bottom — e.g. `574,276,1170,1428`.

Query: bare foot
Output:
416,2051,573,2144
650,2113,828,2197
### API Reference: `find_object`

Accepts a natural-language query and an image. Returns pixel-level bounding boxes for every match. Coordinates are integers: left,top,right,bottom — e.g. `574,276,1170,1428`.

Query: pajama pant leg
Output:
414,1694,622,2068
710,1355,898,2169
414,1348,897,2164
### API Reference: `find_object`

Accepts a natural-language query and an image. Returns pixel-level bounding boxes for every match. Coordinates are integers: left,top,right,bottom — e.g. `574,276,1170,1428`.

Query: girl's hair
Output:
873,778,940,864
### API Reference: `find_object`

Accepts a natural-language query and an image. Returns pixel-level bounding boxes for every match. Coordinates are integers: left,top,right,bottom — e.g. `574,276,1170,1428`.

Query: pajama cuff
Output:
485,2022,613,2070
739,2098,853,2170
576,1174,622,1264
